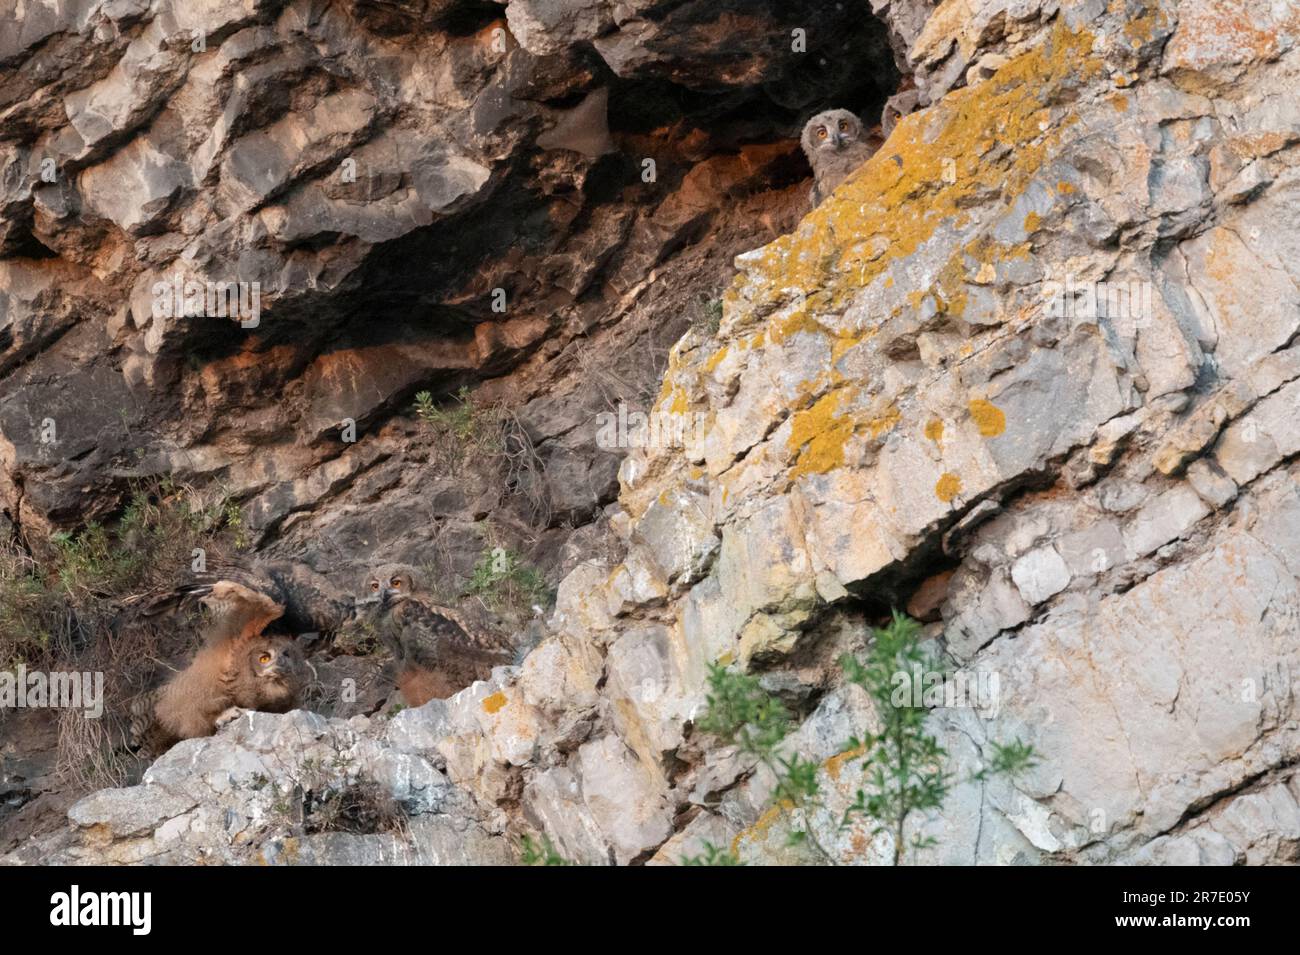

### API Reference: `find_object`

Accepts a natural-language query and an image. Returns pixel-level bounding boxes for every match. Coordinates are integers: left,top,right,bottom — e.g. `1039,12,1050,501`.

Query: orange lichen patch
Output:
769,306,829,344
668,386,691,415
969,398,1006,436
703,344,730,373
936,472,962,502
830,325,878,365
1023,211,1042,232
1108,92,1130,112
924,418,945,443
1164,0,1285,72
731,799,796,856
1227,131,1295,160
971,235,1032,262
824,744,867,782
732,19,1100,328
1121,8,1160,44
1056,180,1076,194
867,405,901,438
928,235,1028,321
789,391,856,479
482,691,508,714
935,234,1032,315
1203,227,1238,287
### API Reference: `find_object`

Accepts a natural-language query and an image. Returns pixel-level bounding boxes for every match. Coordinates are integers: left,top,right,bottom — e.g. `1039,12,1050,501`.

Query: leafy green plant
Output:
464,545,551,618
693,662,828,859
519,834,571,866
223,501,250,550
414,386,480,442
693,612,1038,866
412,388,550,524
693,294,723,335
840,611,1037,864
680,840,742,866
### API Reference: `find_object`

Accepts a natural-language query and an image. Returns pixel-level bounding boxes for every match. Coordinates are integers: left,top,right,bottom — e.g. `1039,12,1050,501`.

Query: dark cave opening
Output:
305,4,904,382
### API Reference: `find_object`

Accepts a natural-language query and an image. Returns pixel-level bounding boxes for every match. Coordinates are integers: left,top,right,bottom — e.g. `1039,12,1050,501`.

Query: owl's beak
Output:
832,131,844,147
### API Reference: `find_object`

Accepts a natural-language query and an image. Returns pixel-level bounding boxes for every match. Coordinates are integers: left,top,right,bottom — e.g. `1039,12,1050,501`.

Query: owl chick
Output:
800,109,883,209
129,581,306,754
357,563,514,707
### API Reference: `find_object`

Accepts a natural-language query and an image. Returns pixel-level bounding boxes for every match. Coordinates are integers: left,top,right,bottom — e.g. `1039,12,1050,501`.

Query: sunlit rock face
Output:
6,0,1300,866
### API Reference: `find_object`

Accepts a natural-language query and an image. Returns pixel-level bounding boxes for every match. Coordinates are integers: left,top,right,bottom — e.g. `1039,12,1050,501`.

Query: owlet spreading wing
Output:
128,581,306,755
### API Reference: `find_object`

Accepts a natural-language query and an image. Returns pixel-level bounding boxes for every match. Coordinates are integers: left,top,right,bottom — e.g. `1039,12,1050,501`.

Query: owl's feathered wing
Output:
380,598,514,705
127,580,303,754
127,686,167,754
128,559,353,637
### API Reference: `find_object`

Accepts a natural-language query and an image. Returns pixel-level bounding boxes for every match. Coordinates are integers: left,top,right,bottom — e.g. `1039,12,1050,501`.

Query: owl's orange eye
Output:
817,127,827,139
259,653,272,665
839,120,848,131
370,581,379,591
390,578,402,589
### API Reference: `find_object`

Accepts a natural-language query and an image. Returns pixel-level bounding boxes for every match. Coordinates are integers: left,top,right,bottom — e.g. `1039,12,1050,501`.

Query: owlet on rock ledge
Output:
357,563,515,707
800,108,884,209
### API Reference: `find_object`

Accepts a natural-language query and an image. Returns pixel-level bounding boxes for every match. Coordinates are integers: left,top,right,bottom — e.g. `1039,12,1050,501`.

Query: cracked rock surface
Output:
4,0,1300,865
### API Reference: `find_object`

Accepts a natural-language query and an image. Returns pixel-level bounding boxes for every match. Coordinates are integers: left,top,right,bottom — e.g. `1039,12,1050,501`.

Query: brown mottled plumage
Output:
129,582,306,754
359,563,513,707
130,559,354,638
800,108,883,208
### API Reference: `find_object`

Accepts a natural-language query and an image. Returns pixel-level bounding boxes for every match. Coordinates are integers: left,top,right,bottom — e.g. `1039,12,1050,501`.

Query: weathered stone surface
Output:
6,710,507,865
7,0,1300,870
576,734,673,864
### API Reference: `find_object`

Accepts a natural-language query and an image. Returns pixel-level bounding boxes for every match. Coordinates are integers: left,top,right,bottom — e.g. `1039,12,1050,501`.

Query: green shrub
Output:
519,834,571,866
691,612,1037,865
463,545,551,619
0,478,244,788
412,388,549,524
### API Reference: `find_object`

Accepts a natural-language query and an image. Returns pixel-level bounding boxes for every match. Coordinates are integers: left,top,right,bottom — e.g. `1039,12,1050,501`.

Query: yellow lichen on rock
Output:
738,19,1101,321
788,391,855,479
969,398,1006,437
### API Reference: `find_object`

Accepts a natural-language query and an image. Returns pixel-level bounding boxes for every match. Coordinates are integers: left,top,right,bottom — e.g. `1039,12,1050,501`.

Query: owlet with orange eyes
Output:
800,108,884,209
358,563,515,707
128,581,306,755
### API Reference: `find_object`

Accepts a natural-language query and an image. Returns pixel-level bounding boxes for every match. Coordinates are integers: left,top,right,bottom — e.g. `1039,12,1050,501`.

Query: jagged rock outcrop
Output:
6,0,1300,865
0,0,897,561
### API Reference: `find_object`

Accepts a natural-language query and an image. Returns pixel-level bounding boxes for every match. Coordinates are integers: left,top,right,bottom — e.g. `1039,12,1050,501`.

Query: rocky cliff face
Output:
5,0,1300,865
